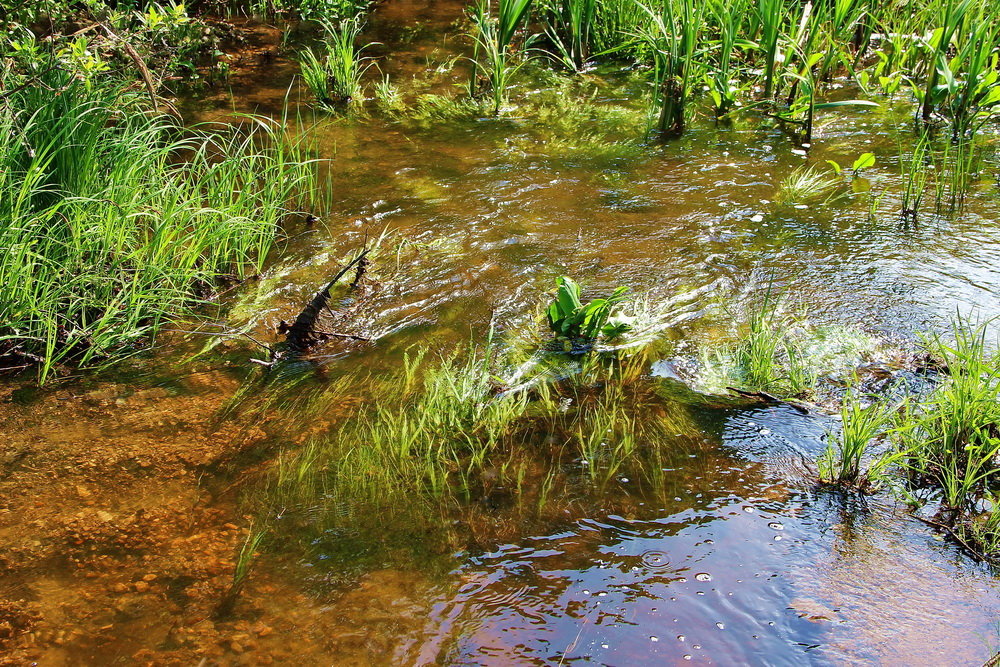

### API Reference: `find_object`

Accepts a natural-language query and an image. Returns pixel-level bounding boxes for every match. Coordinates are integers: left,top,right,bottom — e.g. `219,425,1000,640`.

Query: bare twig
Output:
99,23,181,118
312,330,371,341
0,63,64,103
911,513,989,561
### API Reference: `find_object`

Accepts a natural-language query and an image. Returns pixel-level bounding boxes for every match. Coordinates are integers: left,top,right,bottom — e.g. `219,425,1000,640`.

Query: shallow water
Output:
5,0,1000,663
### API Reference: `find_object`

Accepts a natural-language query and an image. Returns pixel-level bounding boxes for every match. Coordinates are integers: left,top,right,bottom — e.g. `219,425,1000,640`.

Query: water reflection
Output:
407,455,1000,665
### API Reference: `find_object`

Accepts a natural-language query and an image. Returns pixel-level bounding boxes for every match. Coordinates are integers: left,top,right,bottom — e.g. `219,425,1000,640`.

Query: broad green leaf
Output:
851,153,875,171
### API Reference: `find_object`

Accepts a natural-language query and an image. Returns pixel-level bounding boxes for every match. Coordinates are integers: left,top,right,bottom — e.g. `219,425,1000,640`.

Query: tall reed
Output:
542,0,598,71
638,0,704,138
704,0,749,117
754,0,786,101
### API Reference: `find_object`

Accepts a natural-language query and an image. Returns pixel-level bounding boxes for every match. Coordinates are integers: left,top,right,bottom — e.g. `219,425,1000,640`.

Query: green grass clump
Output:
819,393,893,486
0,69,320,380
298,17,374,109
964,497,1000,559
723,290,815,397
895,320,1000,513
697,291,886,401
814,317,1000,562
776,164,843,206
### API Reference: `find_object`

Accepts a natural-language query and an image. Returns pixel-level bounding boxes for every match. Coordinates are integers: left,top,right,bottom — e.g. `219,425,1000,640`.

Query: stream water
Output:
4,0,1000,663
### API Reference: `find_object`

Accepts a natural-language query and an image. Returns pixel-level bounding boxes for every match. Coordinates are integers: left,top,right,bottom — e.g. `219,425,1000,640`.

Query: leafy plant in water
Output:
546,276,633,343
826,152,876,193
754,0,788,101
827,152,876,176
774,48,879,145
704,0,750,118
914,0,1000,137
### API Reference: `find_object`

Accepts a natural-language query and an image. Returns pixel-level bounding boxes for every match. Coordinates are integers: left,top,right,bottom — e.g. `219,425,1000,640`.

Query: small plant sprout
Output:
851,152,876,174
826,153,875,176
827,153,876,191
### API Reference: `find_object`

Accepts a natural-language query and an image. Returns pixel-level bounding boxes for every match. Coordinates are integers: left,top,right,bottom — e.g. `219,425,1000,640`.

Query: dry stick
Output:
99,24,181,119
312,330,371,341
726,386,813,415
0,63,64,103
910,514,989,562
281,249,371,355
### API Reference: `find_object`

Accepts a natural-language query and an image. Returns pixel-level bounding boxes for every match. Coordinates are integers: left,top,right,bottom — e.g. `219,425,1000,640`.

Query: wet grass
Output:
813,317,1000,561
701,293,811,398
819,392,893,486
0,69,322,380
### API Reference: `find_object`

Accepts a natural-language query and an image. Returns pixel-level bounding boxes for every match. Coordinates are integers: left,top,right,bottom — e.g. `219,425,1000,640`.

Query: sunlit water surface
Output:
149,0,1000,662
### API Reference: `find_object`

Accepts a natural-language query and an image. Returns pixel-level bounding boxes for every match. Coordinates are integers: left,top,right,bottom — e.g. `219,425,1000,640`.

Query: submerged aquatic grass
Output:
216,527,267,618
252,318,696,542
715,289,816,397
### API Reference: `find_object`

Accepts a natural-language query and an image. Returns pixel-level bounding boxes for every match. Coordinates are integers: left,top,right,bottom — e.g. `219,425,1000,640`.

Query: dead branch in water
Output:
274,249,371,359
